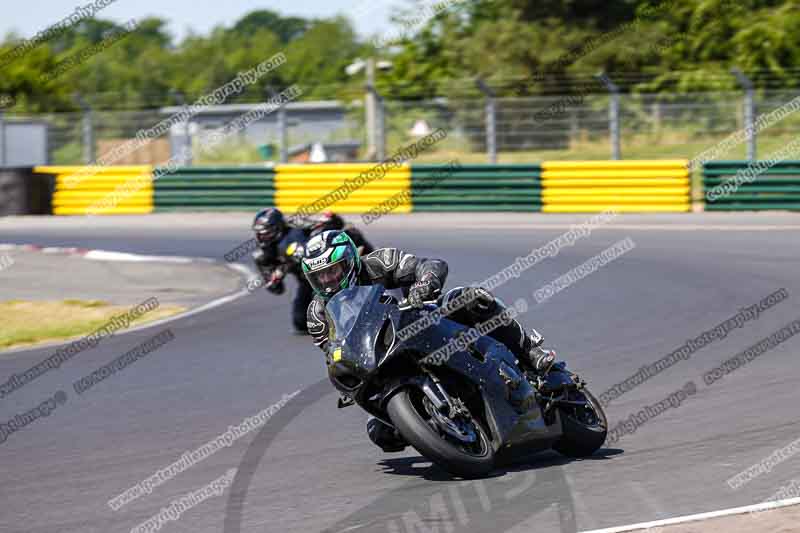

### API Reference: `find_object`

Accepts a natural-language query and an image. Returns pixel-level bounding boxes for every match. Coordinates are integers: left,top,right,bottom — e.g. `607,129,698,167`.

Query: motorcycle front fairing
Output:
325,285,397,399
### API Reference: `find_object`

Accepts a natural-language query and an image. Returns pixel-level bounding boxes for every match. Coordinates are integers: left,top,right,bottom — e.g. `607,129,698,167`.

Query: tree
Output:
231,10,308,43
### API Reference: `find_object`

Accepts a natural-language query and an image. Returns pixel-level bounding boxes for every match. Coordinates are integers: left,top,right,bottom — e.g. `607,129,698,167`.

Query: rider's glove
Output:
407,274,441,308
265,271,286,294
289,244,305,261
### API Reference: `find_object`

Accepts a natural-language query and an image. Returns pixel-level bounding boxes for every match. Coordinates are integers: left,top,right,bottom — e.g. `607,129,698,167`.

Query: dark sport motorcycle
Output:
324,284,608,478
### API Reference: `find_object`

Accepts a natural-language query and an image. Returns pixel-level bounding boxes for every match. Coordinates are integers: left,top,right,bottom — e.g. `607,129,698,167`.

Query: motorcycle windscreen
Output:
325,284,385,345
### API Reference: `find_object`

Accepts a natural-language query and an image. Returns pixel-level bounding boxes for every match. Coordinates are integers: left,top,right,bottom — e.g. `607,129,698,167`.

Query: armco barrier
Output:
153,166,274,212
274,163,411,214
540,160,691,213
35,166,153,215
703,161,800,211
28,161,707,215
411,164,541,212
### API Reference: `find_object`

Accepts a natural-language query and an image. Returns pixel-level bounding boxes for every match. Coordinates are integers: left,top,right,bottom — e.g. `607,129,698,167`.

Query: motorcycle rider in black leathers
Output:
251,208,373,334
301,230,555,452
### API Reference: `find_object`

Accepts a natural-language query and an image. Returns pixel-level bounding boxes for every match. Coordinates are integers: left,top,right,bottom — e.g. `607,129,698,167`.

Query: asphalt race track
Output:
1,213,799,533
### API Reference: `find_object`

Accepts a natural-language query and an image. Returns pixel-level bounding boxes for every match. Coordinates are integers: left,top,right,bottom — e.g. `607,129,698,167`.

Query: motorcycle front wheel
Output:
387,387,495,478
553,387,608,457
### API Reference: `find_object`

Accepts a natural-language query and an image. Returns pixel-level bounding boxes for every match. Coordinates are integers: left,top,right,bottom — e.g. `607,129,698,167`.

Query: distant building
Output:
159,100,360,160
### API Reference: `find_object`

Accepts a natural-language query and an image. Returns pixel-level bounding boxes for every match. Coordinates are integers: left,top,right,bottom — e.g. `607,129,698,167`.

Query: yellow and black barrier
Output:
703,161,800,211
274,163,412,215
34,166,154,215
540,160,691,213
28,161,693,215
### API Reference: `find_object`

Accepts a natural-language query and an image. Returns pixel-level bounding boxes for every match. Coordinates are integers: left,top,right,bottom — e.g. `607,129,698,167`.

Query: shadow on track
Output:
223,377,621,533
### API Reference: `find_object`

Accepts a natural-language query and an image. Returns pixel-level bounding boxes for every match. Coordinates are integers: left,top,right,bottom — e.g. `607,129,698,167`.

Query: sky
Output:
0,0,401,43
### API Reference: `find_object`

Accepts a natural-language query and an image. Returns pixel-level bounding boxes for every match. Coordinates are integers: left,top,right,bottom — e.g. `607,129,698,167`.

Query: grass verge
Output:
0,299,185,350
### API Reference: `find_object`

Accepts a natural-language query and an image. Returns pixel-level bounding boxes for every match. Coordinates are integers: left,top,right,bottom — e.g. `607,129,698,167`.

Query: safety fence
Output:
703,161,800,211
540,160,691,213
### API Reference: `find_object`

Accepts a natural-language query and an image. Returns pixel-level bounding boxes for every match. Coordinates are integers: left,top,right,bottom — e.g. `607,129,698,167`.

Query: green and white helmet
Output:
301,230,361,298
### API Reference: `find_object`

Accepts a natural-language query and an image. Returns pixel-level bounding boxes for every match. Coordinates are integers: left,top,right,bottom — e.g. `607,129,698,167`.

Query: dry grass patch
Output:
0,299,184,350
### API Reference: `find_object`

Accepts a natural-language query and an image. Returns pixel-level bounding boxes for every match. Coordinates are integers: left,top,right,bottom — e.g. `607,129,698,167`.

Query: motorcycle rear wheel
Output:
387,387,495,478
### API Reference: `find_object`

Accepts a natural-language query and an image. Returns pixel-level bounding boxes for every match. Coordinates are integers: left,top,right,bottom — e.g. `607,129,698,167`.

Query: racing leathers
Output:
305,247,550,452
253,218,373,333
306,247,536,360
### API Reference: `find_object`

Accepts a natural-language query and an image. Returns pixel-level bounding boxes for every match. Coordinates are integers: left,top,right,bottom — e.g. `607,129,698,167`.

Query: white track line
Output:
55,261,259,339
113,263,257,337
0,252,259,356
456,224,800,232
579,497,800,533
84,250,195,263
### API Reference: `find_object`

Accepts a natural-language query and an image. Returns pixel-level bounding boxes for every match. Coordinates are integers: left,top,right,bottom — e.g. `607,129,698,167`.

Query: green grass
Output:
194,140,270,165
411,131,800,164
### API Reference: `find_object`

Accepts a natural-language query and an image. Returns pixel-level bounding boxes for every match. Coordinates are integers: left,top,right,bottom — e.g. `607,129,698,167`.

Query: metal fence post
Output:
732,68,756,160
83,109,94,164
0,111,5,167
652,100,662,135
265,85,289,163
183,104,193,166
367,84,385,161
476,79,497,164
365,58,377,160
597,73,621,160
569,108,579,145
74,94,94,164
268,86,289,163
170,90,192,166
278,104,288,163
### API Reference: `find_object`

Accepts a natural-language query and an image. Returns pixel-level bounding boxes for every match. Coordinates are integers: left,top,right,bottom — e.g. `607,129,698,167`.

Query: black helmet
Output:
252,208,286,245
301,230,360,299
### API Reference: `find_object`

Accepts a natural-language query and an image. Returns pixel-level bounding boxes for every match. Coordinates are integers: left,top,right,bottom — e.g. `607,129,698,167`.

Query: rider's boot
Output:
517,327,556,375
445,286,556,376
